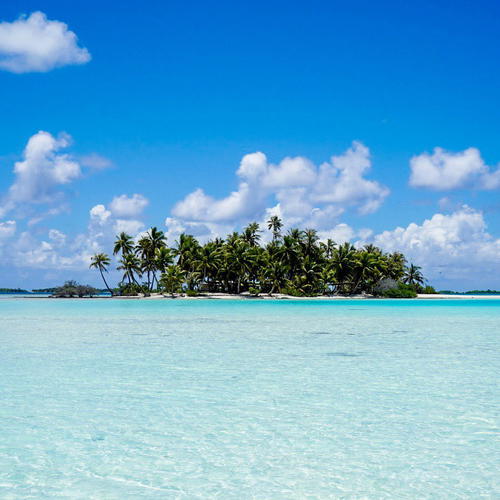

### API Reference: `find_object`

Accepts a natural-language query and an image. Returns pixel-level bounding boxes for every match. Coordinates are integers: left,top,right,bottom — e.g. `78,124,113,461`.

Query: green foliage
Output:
421,285,437,294
0,288,30,293
281,285,306,297
377,282,417,298
87,222,432,298
185,289,199,297
118,282,142,296
160,265,185,296
53,281,99,298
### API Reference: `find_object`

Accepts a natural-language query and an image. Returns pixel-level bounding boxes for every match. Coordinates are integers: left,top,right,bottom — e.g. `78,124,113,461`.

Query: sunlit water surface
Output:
0,298,498,499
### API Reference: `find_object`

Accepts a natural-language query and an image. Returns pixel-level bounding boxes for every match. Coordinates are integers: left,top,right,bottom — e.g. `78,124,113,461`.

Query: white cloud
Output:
372,206,500,286
0,220,16,241
48,228,66,247
113,219,145,235
12,230,97,270
409,147,500,191
318,223,356,243
0,11,90,73
0,131,81,218
90,204,112,225
109,194,149,218
80,153,112,171
314,141,389,214
171,142,389,234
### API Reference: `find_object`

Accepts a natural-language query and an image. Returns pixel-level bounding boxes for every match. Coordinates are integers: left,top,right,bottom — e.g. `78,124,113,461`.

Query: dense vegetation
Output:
439,289,500,295
89,217,429,298
0,288,30,294
52,281,100,298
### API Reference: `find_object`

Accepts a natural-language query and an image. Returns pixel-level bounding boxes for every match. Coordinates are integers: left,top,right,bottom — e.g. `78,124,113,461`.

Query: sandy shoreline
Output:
36,292,500,300
11,292,500,300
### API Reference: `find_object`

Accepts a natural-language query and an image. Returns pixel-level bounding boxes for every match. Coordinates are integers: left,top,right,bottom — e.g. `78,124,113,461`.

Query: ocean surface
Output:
0,297,498,499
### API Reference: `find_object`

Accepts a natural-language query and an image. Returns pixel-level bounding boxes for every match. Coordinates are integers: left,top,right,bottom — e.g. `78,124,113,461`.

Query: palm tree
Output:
403,264,424,288
242,222,261,247
386,252,406,280
117,253,142,285
263,259,287,295
160,265,185,297
281,235,300,278
113,232,134,256
363,244,382,255
135,227,167,290
135,236,154,289
155,247,173,275
331,242,356,294
226,240,256,294
320,239,336,259
174,234,199,272
352,251,382,294
89,253,113,295
301,228,319,258
267,215,283,241
98,219,427,297
196,243,221,289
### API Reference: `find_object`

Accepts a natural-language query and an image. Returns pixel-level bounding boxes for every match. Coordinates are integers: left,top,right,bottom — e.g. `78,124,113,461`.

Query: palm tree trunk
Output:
99,267,113,296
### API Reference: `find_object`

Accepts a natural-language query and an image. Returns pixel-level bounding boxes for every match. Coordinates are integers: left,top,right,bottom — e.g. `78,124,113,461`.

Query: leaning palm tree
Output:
113,232,134,256
89,253,113,295
117,253,142,285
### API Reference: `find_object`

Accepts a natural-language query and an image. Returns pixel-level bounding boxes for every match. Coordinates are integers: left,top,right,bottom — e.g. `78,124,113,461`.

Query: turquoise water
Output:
0,298,498,499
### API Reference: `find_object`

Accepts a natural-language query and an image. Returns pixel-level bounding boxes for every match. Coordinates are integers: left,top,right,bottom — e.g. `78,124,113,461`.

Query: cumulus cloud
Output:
0,11,90,73
0,131,81,218
0,220,16,241
372,206,500,286
12,230,98,270
90,204,112,225
170,142,389,239
89,194,149,246
113,219,145,235
0,190,150,274
109,194,149,218
409,147,500,191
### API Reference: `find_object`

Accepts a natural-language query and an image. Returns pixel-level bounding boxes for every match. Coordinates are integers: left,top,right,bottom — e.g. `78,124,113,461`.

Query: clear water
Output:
0,298,498,499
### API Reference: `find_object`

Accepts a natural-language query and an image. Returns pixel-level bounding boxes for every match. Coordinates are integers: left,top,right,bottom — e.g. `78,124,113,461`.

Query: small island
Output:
67,217,436,299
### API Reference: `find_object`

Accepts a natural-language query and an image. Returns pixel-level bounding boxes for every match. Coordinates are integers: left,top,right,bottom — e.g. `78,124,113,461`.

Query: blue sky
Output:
1,1,500,289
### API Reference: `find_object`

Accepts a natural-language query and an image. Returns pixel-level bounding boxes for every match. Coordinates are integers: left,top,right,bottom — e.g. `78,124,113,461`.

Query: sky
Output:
1,0,500,290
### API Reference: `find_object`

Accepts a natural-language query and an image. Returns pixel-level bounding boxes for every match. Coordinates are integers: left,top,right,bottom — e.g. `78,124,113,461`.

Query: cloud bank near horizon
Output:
0,135,499,289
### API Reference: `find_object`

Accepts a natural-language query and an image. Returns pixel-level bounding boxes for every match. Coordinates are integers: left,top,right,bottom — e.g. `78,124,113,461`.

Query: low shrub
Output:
377,282,417,298
118,282,142,296
53,281,99,298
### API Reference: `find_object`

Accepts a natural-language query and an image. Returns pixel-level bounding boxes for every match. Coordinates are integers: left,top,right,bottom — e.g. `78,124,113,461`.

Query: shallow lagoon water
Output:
0,298,499,499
